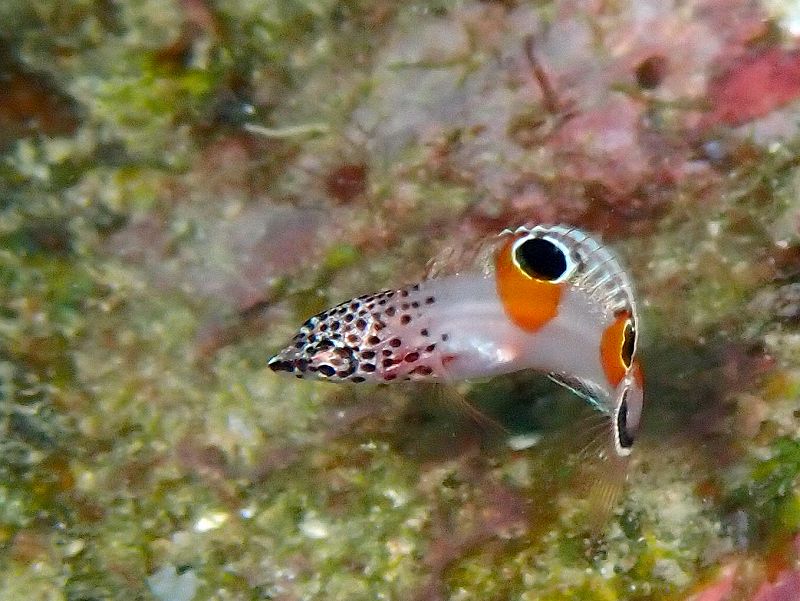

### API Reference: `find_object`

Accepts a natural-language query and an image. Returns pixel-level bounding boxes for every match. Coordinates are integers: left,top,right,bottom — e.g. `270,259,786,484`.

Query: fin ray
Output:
547,372,608,412
423,232,511,280
432,383,510,438
514,224,637,319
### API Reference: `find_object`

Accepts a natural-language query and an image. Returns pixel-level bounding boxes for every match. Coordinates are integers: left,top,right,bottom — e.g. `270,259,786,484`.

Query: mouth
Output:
268,354,295,372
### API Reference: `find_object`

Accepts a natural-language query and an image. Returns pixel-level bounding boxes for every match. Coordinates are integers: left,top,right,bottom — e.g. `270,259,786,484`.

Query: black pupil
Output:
515,237,567,281
617,395,635,448
621,321,635,368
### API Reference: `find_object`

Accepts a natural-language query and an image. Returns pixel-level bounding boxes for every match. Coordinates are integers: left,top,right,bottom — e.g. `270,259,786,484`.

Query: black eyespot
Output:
515,237,568,281
621,321,635,369
616,393,635,449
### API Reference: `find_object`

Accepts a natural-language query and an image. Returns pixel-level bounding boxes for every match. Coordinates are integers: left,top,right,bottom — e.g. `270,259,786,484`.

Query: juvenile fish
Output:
269,224,643,458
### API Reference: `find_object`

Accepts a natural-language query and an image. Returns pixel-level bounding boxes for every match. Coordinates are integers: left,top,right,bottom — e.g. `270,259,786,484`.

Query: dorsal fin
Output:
423,232,510,280
426,226,636,316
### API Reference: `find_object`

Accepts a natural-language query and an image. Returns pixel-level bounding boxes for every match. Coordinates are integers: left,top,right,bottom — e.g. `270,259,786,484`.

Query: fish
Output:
268,224,643,459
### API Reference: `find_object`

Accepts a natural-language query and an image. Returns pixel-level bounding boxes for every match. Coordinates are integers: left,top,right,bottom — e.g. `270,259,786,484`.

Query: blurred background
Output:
2,1,800,599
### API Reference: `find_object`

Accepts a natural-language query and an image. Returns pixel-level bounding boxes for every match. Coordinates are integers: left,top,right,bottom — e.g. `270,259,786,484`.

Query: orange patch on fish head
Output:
600,311,636,388
494,236,564,332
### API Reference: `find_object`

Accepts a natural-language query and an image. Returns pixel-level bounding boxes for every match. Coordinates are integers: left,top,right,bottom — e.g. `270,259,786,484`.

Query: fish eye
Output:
513,236,569,281
616,391,635,449
621,320,636,369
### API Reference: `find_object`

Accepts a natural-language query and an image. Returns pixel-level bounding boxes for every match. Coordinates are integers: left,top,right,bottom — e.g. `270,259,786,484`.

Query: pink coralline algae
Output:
704,48,800,128
687,563,736,601
752,569,800,601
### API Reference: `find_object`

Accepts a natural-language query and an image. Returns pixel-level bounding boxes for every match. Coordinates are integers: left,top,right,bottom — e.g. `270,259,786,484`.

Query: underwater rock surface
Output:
2,0,800,599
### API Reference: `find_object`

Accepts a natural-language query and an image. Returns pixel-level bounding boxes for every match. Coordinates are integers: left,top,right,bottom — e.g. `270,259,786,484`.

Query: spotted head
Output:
268,285,444,383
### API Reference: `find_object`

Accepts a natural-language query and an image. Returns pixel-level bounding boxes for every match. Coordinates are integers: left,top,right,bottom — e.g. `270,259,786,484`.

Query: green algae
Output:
725,435,800,547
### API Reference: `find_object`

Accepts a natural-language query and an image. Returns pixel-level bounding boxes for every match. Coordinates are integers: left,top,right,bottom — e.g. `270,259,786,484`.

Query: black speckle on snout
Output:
268,358,294,373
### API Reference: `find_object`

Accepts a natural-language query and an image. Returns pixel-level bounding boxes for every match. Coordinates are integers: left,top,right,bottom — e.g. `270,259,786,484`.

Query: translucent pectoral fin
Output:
431,383,510,438
556,410,629,531
580,430,629,531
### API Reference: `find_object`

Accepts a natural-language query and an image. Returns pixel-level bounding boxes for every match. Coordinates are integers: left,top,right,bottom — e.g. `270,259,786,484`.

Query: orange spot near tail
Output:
600,311,631,387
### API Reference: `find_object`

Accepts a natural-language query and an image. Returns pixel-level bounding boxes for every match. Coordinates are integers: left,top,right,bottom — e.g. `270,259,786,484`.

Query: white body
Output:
386,274,613,403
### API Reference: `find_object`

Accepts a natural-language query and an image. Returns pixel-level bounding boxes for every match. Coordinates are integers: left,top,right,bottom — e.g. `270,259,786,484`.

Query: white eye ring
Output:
511,235,577,283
